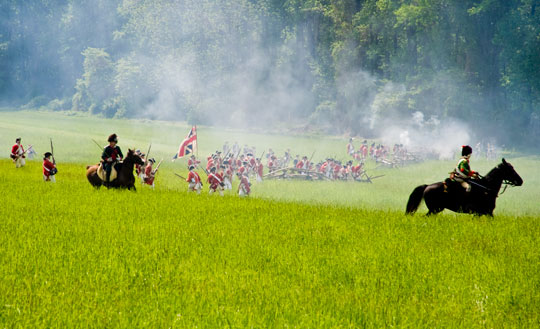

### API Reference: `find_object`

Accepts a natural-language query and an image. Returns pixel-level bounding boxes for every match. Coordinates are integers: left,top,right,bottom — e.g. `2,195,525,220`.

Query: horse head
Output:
125,149,145,166
500,158,523,186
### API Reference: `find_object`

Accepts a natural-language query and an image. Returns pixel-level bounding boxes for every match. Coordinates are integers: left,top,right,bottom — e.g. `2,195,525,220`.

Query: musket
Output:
146,143,152,160
174,173,187,181
50,138,56,165
308,150,316,166
153,159,163,175
466,179,491,191
91,139,103,151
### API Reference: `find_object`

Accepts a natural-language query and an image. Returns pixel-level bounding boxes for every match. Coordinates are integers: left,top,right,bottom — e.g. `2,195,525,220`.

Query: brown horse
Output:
406,158,523,216
86,149,145,190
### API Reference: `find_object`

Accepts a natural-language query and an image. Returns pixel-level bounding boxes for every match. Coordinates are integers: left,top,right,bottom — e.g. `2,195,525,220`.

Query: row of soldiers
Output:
347,138,411,163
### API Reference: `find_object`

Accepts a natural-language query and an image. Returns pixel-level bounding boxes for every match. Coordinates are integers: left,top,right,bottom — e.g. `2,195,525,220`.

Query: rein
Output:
499,179,517,196
475,171,515,197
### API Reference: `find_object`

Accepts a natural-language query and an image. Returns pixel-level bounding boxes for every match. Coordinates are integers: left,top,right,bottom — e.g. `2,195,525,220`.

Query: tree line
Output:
1,0,538,145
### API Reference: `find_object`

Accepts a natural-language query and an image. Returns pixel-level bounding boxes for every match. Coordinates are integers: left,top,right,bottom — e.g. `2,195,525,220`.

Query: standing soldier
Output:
101,134,123,184
347,138,355,156
223,162,233,190
186,165,202,194
187,155,200,169
144,158,156,189
42,152,57,182
255,158,264,182
10,137,26,168
135,149,145,182
237,172,251,197
207,167,224,196
27,145,37,160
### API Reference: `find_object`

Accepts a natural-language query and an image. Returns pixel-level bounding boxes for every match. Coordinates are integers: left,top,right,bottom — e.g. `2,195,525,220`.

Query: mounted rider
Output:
452,145,478,192
101,134,123,183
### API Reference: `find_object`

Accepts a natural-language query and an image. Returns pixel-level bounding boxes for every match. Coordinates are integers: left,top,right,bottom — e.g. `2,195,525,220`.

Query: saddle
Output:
97,162,118,182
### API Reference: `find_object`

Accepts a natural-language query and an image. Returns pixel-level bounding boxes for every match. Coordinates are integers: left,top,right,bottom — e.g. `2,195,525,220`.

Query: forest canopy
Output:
1,0,539,146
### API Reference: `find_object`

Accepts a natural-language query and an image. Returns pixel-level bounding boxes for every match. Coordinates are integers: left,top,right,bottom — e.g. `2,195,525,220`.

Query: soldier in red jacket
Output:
186,165,202,194
187,155,200,169
237,172,251,197
42,152,57,182
255,158,264,182
144,158,156,188
11,137,26,168
223,162,233,190
207,167,224,196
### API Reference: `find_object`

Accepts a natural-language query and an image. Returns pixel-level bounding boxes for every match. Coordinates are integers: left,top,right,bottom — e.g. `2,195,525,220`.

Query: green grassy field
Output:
1,111,539,328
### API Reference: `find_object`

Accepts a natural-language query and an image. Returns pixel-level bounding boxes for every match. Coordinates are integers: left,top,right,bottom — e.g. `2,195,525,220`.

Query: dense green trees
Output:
0,0,538,144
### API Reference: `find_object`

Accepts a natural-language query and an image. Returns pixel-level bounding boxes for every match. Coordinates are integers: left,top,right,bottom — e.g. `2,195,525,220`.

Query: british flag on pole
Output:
173,126,197,160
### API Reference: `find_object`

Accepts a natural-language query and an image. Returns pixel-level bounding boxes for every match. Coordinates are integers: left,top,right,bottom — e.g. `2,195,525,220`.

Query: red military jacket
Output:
145,164,154,185
43,158,56,176
225,167,233,179
186,171,201,183
257,163,263,177
11,144,24,157
207,172,223,190
238,166,246,175
239,176,251,194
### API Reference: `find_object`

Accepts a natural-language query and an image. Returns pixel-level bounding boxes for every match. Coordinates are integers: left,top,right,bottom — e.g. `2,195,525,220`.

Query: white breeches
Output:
188,182,201,194
209,188,224,196
224,177,232,190
15,157,25,168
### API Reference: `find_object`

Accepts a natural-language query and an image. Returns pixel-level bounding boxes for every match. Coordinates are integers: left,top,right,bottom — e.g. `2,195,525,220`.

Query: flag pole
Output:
195,126,198,158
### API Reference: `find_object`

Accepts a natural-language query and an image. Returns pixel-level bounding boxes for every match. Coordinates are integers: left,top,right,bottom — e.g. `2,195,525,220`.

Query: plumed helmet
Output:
108,134,118,143
462,145,472,156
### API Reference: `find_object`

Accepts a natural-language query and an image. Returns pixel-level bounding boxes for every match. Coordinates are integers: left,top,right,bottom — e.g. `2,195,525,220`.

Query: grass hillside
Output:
1,111,539,327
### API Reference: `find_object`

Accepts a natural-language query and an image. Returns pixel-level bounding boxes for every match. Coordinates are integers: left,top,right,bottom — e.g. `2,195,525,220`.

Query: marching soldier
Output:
135,149,145,182
101,134,123,184
223,162,233,190
237,172,251,197
144,158,156,188
42,152,57,182
207,167,224,196
187,155,200,169
10,137,26,168
255,158,264,182
186,165,202,194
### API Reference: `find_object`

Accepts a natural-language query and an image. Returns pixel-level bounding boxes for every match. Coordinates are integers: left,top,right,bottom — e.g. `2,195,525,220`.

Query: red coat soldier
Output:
11,137,26,168
186,165,202,194
207,167,224,196
237,172,251,197
43,152,57,182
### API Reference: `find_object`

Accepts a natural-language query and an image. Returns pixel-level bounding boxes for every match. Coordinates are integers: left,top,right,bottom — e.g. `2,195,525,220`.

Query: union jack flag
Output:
173,126,197,160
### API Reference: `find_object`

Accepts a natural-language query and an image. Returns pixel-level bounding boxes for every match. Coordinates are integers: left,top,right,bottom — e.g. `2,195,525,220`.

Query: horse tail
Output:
406,185,427,214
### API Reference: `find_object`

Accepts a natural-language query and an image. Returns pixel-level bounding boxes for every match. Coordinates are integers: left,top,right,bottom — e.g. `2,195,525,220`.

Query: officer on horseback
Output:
452,145,478,192
101,133,123,183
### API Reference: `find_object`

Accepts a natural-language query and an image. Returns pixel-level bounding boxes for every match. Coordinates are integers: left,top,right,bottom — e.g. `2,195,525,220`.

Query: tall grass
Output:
0,111,539,327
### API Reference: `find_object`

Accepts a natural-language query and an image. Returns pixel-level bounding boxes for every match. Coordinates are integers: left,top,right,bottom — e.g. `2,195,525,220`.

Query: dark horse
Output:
86,149,145,190
406,158,523,216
